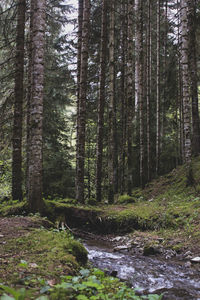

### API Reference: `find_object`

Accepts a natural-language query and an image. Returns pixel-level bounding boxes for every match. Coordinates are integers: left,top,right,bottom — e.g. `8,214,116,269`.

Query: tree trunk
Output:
146,0,152,182
96,0,107,202
76,0,90,203
27,0,46,212
108,0,116,203
177,0,184,163
127,0,134,195
187,0,200,156
180,0,191,164
119,0,127,194
76,0,83,184
161,0,168,153
156,0,161,176
135,0,144,187
12,0,26,201
26,0,34,197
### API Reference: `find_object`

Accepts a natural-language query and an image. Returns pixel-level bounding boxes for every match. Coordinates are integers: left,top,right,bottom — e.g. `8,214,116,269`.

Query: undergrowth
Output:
0,268,162,300
0,225,162,300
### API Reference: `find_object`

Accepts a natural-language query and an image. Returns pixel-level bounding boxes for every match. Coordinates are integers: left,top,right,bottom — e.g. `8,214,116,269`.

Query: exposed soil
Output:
0,216,53,241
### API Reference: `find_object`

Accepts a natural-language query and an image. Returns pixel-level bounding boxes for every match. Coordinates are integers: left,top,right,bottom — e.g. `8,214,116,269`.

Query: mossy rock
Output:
64,240,88,265
143,245,160,256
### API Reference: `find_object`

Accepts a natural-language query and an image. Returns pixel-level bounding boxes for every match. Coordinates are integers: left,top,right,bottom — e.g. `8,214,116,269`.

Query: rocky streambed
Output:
83,234,200,300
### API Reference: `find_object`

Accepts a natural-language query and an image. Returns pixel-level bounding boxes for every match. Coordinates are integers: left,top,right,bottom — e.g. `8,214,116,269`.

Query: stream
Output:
84,238,200,300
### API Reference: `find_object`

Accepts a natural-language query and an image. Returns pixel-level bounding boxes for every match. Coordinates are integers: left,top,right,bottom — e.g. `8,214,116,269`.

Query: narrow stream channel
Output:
84,239,200,300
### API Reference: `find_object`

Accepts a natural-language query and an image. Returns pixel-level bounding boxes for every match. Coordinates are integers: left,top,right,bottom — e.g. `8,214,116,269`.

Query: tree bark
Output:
96,0,107,202
177,0,184,163
146,0,152,182
119,0,127,194
76,0,83,184
180,0,192,164
12,0,26,201
127,0,134,195
27,0,46,212
76,0,90,203
108,0,116,203
156,0,161,176
135,0,144,187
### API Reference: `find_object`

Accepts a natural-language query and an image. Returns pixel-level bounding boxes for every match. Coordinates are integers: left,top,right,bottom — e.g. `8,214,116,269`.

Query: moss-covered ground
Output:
0,217,85,297
0,217,161,300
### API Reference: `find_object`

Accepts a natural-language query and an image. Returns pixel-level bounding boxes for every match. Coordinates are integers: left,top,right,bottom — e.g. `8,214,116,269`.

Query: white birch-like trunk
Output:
180,0,191,164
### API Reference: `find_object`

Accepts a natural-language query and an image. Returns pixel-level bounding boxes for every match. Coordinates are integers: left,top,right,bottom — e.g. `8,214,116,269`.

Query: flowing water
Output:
84,239,200,300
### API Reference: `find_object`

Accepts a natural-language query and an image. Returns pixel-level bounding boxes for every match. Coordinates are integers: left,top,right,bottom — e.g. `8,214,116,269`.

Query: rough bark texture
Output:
161,0,168,153
177,0,184,163
95,0,107,202
119,0,127,194
76,0,90,203
156,0,161,176
12,0,26,201
108,0,116,203
76,0,83,183
187,0,200,155
146,0,151,182
26,0,34,196
127,0,134,195
27,0,46,212
135,0,144,187
180,0,191,164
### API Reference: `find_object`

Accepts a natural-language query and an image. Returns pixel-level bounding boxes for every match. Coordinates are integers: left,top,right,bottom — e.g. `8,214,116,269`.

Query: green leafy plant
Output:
0,285,26,300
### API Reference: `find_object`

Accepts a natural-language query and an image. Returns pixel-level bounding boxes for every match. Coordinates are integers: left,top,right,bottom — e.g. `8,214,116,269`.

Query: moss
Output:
0,228,87,288
171,243,184,253
64,240,88,265
117,194,136,204
0,201,27,216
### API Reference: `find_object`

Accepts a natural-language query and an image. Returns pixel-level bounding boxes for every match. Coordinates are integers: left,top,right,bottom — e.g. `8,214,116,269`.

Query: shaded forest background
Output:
0,0,200,209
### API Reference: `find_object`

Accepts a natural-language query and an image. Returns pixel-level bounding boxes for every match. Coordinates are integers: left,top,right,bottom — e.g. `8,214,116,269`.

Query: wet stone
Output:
113,245,129,252
191,257,200,263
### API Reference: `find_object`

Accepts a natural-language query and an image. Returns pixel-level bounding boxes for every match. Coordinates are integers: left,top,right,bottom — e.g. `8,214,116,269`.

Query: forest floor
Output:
0,216,84,298
0,216,164,300
1,157,200,298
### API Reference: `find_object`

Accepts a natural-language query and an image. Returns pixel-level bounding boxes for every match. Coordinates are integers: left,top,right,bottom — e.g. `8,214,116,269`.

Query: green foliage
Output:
0,285,28,300
0,201,27,217
117,194,136,204
0,268,162,300
0,158,12,200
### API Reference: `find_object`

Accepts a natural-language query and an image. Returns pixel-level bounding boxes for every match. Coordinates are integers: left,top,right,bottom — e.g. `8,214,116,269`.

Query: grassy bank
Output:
0,216,162,300
1,157,200,251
